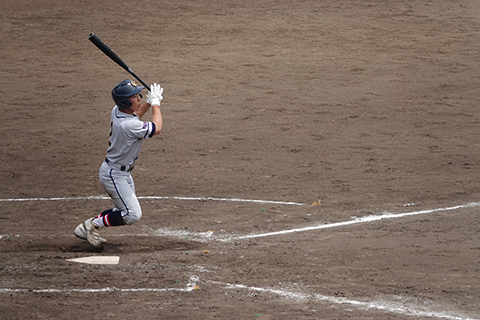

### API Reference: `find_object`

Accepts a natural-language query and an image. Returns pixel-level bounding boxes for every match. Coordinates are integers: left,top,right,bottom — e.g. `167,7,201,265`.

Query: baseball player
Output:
74,80,163,249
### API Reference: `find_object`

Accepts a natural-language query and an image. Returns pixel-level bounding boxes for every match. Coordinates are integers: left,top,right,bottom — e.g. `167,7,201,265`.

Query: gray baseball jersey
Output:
106,106,156,166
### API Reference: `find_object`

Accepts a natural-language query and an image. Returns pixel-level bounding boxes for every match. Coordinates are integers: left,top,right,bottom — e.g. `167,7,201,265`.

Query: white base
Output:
67,256,120,265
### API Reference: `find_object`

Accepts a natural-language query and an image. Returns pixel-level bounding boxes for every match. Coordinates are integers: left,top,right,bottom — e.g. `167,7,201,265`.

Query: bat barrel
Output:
88,33,102,46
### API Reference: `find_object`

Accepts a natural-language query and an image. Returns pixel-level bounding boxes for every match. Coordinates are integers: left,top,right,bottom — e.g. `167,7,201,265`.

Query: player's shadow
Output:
62,239,105,253
64,237,202,254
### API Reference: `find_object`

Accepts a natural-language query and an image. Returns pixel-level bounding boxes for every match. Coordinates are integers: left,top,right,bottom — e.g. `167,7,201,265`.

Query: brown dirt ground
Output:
1,0,480,319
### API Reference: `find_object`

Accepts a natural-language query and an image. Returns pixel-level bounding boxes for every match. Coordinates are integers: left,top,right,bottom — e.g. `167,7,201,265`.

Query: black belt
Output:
105,158,135,172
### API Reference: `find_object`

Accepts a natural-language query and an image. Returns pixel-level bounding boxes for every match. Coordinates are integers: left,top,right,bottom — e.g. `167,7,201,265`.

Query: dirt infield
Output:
1,0,480,319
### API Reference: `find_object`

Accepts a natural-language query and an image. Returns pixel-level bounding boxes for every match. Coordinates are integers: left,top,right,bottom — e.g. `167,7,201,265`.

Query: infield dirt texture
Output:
1,0,480,319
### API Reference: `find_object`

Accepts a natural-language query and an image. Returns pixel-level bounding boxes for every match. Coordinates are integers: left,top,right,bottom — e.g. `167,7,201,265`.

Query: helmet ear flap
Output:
117,98,132,110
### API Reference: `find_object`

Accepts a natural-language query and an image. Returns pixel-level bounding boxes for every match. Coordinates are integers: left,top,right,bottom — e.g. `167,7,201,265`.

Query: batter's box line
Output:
0,195,307,206
0,275,200,294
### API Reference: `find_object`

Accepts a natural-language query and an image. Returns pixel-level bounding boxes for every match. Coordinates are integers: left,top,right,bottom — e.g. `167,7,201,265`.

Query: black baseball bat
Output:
88,33,150,91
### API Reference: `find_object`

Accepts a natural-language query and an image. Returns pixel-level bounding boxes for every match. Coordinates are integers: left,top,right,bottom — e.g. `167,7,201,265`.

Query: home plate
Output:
67,256,120,265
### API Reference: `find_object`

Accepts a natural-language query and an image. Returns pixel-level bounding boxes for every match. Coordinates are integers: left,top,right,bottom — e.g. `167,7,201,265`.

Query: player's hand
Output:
146,83,163,106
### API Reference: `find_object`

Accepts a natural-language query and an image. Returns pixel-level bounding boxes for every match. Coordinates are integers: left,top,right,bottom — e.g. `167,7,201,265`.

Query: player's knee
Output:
122,209,142,225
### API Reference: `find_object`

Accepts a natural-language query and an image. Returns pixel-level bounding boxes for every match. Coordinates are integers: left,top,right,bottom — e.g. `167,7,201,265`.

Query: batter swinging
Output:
74,80,163,249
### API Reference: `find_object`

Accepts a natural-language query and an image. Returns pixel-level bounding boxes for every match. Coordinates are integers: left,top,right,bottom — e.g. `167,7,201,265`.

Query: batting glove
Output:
147,83,164,106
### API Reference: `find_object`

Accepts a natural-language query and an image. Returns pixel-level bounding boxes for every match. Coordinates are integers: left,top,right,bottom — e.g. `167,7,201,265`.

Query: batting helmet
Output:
112,80,145,110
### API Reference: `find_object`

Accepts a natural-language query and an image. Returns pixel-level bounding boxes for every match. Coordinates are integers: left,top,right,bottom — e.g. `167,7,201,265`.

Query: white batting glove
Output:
146,83,164,106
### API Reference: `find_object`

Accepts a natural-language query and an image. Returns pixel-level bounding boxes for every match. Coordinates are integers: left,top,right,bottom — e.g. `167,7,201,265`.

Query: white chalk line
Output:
0,195,306,206
0,275,200,294
233,202,480,239
212,281,478,320
0,287,191,294
0,274,475,320
2,198,479,319
149,202,480,242
2,202,479,242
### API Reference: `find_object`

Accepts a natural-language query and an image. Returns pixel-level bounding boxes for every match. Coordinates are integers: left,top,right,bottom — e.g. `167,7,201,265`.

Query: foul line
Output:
233,202,480,240
213,280,478,320
0,195,306,206
2,202,478,242
147,202,480,242
0,274,476,320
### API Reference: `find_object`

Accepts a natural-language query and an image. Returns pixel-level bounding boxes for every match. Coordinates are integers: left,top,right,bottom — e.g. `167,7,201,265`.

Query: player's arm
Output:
150,105,162,135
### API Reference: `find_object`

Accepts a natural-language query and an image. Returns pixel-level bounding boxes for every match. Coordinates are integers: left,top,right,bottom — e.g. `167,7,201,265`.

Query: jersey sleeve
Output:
123,119,156,140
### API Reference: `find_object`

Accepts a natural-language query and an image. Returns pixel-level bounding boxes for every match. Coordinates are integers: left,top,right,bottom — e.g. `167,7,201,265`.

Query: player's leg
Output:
74,163,142,248
74,163,117,244
97,163,143,226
